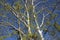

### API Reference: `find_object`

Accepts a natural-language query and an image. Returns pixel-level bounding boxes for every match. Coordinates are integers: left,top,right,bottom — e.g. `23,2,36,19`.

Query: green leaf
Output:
54,22,60,31
4,4,11,11
14,1,23,11
46,21,51,25
0,36,7,40
22,36,27,40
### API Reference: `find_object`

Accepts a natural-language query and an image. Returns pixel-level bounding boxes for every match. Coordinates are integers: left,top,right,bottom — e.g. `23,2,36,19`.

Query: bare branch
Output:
32,0,35,13
35,1,45,7
0,22,26,36
40,14,45,27
34,13,44,40
24,0,32,34
11,10,28,28
32,1,44,40
27,12,31,34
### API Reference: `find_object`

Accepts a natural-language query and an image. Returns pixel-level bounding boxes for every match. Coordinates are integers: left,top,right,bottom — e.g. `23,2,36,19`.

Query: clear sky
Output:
0,0,60,40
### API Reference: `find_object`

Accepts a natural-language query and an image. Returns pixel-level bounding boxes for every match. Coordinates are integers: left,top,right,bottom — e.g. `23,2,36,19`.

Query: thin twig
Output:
0,22,26,36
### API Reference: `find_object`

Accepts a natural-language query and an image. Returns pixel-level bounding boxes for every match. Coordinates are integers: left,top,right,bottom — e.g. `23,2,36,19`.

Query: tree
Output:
0,0,60,40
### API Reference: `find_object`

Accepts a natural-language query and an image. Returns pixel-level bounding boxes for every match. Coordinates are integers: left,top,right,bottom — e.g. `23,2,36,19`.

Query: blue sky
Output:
0,0,60,40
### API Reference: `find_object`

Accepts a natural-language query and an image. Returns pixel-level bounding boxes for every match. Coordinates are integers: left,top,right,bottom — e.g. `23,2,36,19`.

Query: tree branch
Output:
35,1,45,7
24,0,32,34
11,10,28,28
40,14,45,27
0,22,26,36
34,13,44,40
